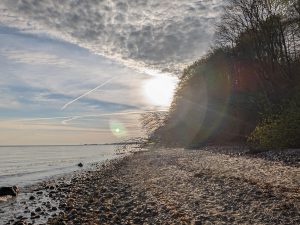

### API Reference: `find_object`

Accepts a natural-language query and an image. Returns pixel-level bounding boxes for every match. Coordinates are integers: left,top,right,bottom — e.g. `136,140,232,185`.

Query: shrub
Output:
248,98,300,149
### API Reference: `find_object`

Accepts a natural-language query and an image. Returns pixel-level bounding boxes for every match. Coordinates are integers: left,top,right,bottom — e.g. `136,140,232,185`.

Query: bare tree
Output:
140,111,168,137
216,0,300,100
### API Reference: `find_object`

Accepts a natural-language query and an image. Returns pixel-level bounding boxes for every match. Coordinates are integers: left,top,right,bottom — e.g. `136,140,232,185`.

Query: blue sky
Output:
0,0,224,145
0,26,175,145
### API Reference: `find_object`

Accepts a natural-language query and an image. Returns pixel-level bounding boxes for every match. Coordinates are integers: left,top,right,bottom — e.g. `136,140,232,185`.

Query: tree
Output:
216,0,299,101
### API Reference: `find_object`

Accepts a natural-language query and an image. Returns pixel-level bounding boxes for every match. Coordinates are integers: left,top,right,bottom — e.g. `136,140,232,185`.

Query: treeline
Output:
143,0,300,149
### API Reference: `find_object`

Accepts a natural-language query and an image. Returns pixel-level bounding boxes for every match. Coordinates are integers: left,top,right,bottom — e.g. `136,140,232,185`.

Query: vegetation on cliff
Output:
142,0,300,149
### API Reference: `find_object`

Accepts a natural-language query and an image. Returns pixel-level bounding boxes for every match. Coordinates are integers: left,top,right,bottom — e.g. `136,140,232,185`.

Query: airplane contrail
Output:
14,109,168,124
61,116,81,125
61,77,116,110
61,109,168,125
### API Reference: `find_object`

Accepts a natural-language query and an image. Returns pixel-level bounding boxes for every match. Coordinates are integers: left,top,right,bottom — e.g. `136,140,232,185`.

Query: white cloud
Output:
0,49,73,67
0,0,225,74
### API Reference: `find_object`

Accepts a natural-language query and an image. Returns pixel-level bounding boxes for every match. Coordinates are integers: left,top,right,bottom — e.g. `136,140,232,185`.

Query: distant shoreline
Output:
0,141,144,148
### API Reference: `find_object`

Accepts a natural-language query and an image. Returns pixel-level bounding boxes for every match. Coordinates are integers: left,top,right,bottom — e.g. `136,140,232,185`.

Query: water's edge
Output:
0,145,120,187
0,151,128,225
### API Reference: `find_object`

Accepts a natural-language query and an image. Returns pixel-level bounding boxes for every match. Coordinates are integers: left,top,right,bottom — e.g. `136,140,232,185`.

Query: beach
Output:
3,146,300,225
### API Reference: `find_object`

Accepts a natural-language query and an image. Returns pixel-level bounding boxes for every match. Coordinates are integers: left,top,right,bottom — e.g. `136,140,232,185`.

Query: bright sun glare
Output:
143,75,177,107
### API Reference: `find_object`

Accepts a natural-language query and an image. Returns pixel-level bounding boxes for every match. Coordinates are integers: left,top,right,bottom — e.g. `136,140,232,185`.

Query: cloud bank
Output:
0,0,224,74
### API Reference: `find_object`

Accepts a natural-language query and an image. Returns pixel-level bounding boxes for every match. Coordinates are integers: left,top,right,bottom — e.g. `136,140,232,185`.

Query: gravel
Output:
46,146,299,225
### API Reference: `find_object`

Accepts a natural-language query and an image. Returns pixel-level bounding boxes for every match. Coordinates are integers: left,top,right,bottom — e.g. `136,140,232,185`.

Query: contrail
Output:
61,77,116,110
13,109,168,124
61,116,81,125
61,109,168,125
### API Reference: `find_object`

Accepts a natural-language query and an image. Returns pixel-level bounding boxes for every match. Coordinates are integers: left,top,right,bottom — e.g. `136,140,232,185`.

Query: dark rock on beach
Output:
14,220,27,225
35,207,42,212
0,186,19,197
77,162,83,167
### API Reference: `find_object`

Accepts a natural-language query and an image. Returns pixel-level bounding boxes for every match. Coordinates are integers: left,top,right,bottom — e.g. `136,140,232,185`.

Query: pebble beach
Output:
2,146,300,225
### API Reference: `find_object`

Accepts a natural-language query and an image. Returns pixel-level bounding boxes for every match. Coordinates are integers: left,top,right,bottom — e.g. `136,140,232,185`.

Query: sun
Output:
143,75,177,107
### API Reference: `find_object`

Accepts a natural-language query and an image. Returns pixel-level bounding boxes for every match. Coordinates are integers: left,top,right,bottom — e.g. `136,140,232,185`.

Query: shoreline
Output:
0,154,128,225
0,144,125,188
2,145,299,225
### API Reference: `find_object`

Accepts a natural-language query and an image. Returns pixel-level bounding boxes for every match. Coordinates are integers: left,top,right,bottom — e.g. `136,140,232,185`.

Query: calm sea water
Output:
0,145,118,187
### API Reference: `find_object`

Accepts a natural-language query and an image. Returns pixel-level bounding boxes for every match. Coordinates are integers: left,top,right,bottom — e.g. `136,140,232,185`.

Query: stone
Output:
0,186,19,196
14,221,27,225
78,162,83,167
194,220,202,225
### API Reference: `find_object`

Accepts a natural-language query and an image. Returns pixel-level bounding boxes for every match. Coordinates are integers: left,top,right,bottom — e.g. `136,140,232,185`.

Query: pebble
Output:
3,146,299,225
35,207,41,212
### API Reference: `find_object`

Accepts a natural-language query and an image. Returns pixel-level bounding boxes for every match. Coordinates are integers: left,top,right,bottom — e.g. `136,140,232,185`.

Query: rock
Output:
59,203,67,208
49,191,56,197
133,217,142,223
197,215,209,222
104,193,113,198
194,220,202,225
59,211,66,217
29,195,35,200
78,162,83,167
52,206,58,211
35,207,42,212
14,221,27,225
0,186,19,196
46,184,56,190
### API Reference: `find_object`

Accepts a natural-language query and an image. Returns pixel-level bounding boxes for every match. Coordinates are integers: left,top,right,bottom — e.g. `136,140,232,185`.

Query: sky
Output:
0,0,224,145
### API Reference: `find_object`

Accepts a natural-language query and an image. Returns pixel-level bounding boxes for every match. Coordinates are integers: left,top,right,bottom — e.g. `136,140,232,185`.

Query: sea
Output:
0,145,119,187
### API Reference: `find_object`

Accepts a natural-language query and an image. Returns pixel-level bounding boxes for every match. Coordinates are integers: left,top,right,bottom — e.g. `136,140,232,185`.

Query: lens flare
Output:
109,120,127,137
